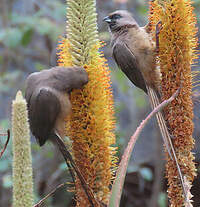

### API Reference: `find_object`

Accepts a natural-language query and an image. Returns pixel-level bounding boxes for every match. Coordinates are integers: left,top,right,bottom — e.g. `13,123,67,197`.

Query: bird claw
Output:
155,21,163,53
156,21,163,35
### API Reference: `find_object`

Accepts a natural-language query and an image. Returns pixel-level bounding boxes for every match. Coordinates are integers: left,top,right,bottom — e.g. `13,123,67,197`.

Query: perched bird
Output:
25,66,98,207
25,66,88,146
104,10,186,198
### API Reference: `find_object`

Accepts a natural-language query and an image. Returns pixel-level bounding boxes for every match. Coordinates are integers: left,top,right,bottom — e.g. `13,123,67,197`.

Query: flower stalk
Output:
12,91,34,207
57,0,116,206
149,0,197,206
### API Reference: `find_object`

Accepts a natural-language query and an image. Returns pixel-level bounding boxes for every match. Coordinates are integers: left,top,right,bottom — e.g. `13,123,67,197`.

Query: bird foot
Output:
155,21,163,54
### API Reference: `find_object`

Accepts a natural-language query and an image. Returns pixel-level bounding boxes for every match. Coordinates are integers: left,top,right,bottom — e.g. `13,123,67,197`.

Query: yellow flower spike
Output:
149,0,197,206
12,91,34,207
57,0,116,206
57,38,73,67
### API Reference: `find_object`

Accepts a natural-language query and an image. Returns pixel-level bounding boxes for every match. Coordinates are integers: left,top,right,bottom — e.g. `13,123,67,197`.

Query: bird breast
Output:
54,90,71,139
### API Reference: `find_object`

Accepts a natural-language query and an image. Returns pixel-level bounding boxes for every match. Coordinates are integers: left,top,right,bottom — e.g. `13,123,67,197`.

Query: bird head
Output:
103,10,138,32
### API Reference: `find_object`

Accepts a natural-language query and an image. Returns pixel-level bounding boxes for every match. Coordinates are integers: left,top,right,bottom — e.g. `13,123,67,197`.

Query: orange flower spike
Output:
149,0,197,206
57,0,116,206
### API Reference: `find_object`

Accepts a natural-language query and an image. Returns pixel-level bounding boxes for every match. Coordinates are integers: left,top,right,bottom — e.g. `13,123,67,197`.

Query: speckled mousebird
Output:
25,66,98,207
104,10,186,199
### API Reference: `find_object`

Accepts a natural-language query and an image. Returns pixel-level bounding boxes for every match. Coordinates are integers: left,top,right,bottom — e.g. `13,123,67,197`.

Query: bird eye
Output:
111,14,122,20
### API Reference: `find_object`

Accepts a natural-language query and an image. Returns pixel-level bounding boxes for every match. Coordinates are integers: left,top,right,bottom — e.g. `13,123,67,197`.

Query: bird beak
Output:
103,16,112,23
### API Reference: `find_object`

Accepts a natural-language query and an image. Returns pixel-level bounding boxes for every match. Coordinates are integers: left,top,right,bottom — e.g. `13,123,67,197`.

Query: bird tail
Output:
146,86,187,199
51,132,97,207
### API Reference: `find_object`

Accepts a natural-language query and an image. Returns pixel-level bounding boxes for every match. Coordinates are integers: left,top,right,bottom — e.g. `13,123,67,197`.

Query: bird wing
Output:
113,41,186,197
112,42,147,93
28,88,61,146
50,67,88,92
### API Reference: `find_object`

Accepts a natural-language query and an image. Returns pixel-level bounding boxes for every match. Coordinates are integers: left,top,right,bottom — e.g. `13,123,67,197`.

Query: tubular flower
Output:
149,0,197,206
12,91,34,207
57,0,116,206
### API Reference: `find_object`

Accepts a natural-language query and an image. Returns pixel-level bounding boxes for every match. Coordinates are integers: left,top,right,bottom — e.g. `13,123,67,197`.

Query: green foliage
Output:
0,119,9,129
193,0,200,6
0,71,21,93
133,90,147,108
2,174,12,188
0,2,65,50
0,56,3,64
114,69,130,93
139,167,153,181
0,159,10,172
0,28,23,48
0,119,12,177
35,62,47,71
0,0,199,206
158,192,167,207
21,28,34,46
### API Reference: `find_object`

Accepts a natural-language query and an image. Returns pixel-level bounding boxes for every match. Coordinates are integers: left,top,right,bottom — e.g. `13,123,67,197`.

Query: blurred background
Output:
0,0,200,206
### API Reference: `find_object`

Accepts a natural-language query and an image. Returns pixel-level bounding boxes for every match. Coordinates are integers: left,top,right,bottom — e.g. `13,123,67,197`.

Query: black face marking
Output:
106,14,122,31
110,14,122,20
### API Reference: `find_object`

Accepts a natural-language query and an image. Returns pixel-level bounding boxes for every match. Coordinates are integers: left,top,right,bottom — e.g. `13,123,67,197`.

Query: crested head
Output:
103,10,138,32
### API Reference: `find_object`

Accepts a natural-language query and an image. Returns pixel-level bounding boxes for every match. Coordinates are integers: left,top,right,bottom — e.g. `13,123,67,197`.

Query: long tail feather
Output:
146,86,187,200
52,132,96,207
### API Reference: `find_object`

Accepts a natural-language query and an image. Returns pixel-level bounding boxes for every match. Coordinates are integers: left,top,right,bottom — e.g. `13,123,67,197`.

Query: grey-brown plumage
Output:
104,10,161,93
25,66,88,146
25,66,98,207
104,10,187,199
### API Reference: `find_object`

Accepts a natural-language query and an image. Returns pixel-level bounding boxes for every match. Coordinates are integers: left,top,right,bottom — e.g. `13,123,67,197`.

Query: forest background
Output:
0,0,200,206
